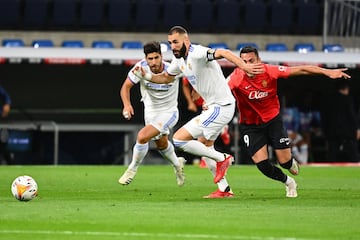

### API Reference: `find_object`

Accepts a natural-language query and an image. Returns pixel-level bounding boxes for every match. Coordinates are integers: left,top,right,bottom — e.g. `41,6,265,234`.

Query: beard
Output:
173,43,187,59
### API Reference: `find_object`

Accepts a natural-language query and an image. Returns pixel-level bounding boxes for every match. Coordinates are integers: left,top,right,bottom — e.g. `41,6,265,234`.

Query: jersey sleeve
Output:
166,57,182,76
266,64,291,79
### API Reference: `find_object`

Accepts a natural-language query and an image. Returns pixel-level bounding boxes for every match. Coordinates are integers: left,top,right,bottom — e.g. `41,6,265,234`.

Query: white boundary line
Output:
0,229,316,240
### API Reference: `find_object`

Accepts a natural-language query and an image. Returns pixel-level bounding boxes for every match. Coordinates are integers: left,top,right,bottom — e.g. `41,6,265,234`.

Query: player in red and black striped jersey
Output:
227,46,351,197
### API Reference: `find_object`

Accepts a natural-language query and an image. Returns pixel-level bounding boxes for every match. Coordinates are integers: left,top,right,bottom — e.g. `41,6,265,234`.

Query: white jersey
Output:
166,44,235,106
128,59,179,113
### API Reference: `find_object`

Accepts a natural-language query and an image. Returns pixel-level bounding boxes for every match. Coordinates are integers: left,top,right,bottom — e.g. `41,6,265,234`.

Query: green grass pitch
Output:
0,164,359,240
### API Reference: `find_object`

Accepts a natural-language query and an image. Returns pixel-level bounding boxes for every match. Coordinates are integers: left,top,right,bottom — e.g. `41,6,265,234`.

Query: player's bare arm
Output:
289,65,351,79
120,78,135,120
182,82,198,112
132,66,175,84
213,48,264,75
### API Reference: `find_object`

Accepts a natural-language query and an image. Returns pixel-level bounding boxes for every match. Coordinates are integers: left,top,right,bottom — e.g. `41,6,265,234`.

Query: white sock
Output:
159,141,180,167
286,175,294,185
203,151,231,192
173,139,224,162
128,142,149,171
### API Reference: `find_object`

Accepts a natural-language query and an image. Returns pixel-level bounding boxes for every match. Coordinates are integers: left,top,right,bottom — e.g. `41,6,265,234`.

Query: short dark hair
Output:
168,26,188,35
240,46,259,58
143,41,161,56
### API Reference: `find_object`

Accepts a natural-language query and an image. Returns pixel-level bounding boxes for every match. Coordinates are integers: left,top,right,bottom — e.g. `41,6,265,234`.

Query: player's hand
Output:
202,103,208,111
1,104,10,118
244,63,265,76
132,66,152,80
122,106,134,120
132,66,144,79
328,68,351,79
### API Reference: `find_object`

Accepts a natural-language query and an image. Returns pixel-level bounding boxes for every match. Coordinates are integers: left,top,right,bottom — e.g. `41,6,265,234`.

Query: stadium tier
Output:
0,0,324,35
0,47,358,68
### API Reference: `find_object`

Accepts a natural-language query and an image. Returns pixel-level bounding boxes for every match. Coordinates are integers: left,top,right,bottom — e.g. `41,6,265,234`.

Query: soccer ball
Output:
11,175,38,201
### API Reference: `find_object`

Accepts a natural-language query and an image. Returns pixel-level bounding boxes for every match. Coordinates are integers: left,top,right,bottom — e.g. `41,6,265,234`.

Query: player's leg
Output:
118,125,158,185
202,156,233,198
173,104,235,183
252,147,297,198
155,135,185,186
243,123,297,198
150,110,185,186
270,115,300,176
197,137,233,198
269,116,298,197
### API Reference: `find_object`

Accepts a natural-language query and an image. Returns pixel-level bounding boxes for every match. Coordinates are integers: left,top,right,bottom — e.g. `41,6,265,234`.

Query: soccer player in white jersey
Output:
118,41,185,186
133,26,264,198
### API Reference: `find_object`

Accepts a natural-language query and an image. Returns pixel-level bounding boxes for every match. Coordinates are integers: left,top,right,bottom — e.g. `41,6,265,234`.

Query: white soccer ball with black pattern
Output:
11,175,38,201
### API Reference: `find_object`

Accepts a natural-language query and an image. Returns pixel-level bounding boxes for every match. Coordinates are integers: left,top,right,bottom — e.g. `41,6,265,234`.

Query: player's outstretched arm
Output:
289,65,351,79
213,48,264,75
132,66,174,84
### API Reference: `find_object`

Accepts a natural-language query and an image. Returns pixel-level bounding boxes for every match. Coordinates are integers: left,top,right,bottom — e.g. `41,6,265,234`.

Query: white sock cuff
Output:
135,142,149,151
173,138,188,149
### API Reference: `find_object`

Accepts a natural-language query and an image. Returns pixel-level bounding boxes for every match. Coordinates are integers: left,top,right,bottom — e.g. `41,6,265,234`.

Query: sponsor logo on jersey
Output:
248,91,268,99
279,137,290,145
145,82,172,91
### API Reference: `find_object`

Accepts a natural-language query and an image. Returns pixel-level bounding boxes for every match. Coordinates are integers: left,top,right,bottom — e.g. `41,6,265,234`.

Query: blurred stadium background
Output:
0,0,359,165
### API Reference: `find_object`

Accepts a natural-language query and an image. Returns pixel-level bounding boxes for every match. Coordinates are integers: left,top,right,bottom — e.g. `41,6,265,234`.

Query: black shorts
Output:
239,114,290,157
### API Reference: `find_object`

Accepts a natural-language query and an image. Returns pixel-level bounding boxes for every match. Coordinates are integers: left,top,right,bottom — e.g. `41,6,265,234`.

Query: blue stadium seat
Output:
135,0,160,30
2,39,25,47
242,0,267,33
294,43,316,53
79,0,104,28
189,0,213,32
236,43,259,50
121,41,143,49
0,0,20,27
62,40,84,48
23,0,48,28
269,0,293,34
92,41,114,48
265,43,288,51
32,40,54,48
207,42,229,49
107,0,131,30
294,0,321,35
215,0,240,32
163,0,186,30
322,44,345,53
51,0,77,27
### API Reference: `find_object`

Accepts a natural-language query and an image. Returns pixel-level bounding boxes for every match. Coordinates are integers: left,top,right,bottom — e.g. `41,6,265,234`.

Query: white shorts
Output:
183,103,235,141
144,110,179,140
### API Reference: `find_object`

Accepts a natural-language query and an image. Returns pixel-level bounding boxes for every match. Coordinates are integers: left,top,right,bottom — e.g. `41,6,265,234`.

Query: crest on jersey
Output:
188,63,192,70
262,80,268,87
